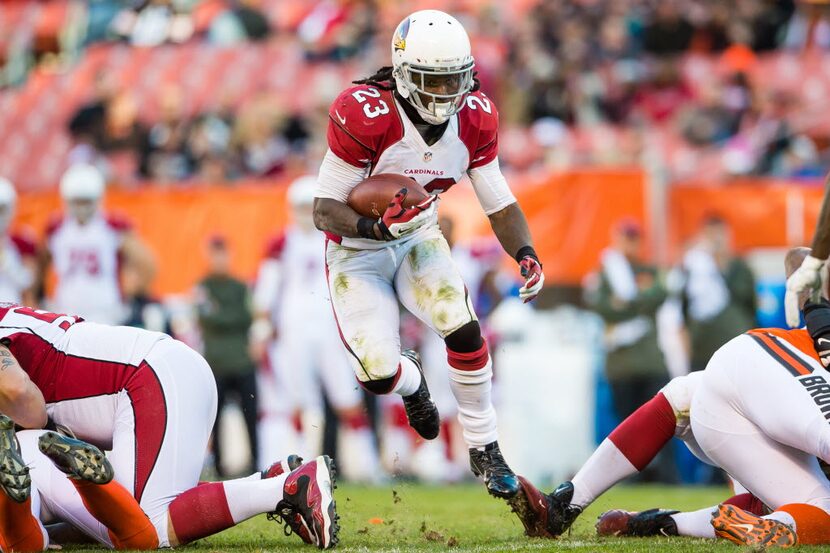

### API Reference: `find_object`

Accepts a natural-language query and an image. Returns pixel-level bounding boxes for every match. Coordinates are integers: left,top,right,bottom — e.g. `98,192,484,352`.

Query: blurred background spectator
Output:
585,220,674,483
676,215,758,374
195,236,258,477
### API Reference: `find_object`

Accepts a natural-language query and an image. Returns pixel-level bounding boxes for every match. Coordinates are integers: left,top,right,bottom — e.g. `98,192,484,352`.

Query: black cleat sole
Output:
38,431,113,484
0,415,30,503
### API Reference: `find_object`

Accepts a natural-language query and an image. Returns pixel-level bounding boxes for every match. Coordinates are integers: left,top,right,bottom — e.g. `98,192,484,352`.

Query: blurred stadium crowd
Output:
2,0,830,189
0,0,828,484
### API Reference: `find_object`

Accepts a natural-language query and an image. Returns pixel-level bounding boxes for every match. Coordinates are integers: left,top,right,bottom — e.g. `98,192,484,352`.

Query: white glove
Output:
518,256,544,303
785,254,825,327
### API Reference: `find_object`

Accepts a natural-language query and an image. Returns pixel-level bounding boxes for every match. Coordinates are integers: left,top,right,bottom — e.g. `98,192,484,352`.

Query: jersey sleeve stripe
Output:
747,331,812,376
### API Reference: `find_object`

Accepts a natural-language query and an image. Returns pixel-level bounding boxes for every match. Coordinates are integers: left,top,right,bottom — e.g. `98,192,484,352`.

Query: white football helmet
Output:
0,177,17,234
60,164,105,223
391,10,475,125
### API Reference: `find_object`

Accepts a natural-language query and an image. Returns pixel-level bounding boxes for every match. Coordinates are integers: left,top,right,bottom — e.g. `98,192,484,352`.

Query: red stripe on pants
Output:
126,362,167,503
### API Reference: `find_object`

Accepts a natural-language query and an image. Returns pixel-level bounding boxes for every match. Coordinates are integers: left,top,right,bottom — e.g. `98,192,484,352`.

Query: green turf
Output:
138,483,830,552
61,483,830,551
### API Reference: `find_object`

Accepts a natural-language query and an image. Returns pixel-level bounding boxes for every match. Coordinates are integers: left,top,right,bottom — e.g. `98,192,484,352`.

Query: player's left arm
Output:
469,159,543,303
120,232,157,296
0,344,47,429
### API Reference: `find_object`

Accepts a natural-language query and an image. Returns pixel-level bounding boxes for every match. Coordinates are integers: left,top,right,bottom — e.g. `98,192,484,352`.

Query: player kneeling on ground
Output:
0,303,339,550
512,247,830,548
313,9,543,500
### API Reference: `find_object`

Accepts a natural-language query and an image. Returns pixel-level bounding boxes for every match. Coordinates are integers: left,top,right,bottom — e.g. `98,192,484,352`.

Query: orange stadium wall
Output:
12,173,825,296
13,170,649,295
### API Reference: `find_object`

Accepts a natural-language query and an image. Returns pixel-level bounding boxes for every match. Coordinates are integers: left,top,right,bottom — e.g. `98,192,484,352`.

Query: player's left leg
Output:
596,493,767,539
395,226,517,499
121,339,338,549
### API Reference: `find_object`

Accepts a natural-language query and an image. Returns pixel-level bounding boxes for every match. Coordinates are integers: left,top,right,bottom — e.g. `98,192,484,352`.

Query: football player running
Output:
312,9,543,500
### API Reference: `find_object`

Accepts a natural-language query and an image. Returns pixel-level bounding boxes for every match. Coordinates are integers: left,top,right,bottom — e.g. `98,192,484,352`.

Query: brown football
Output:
347,173,429,218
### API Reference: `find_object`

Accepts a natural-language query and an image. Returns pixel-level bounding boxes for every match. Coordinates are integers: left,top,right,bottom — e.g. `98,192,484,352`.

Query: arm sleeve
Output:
315,148,370,203
467,158,517,215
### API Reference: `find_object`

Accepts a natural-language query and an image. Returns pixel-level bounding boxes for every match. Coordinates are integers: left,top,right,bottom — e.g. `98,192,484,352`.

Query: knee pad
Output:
359,374,398,395
444,321,483,353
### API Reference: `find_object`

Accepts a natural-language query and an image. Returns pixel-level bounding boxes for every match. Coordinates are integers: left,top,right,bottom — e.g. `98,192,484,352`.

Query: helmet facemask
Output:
394,61,474,125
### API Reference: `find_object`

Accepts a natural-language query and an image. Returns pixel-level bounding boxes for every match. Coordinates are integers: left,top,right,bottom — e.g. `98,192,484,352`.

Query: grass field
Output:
132,482,821,553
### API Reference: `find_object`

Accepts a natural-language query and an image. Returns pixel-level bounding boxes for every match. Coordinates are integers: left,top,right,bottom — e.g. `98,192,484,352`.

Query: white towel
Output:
600,248,651,350
682,247,730,322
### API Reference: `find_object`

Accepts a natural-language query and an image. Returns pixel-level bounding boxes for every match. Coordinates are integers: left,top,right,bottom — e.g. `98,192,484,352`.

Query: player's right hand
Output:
785,255,825,327
377,188,438,240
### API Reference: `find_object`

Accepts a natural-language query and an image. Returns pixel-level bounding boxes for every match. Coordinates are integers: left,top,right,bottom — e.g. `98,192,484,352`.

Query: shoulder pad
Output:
329,85,401,149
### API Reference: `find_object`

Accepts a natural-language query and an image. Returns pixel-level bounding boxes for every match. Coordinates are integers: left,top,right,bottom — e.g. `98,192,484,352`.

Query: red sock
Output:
724,493,766,516
0,495,44,552
71,480,158,550
168,474,285,545
608,392,676,470
777,503,830,544
168,483,234,545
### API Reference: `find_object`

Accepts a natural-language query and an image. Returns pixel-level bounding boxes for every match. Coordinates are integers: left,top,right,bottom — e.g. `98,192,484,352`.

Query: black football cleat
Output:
38,431,114,485
400,350,440,440
0,414,30,503
537,481,584,536
469,441,520,499
596,508,679,537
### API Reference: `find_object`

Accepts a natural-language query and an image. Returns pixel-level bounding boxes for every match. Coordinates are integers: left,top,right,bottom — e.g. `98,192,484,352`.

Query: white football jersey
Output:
254,228,331,332
46,212,131,325
0,233,35,304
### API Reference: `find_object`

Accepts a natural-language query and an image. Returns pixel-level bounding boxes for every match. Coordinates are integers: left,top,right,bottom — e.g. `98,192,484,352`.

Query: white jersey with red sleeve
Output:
46,212,132,325
317,84,516,248
0,232,36,303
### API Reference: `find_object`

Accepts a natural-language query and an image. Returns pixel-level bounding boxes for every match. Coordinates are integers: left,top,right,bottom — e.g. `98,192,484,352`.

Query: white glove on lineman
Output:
785,254,825,327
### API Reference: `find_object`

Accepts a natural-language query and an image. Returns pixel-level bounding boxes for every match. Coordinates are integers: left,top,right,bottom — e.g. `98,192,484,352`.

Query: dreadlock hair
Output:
352,66,481,92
